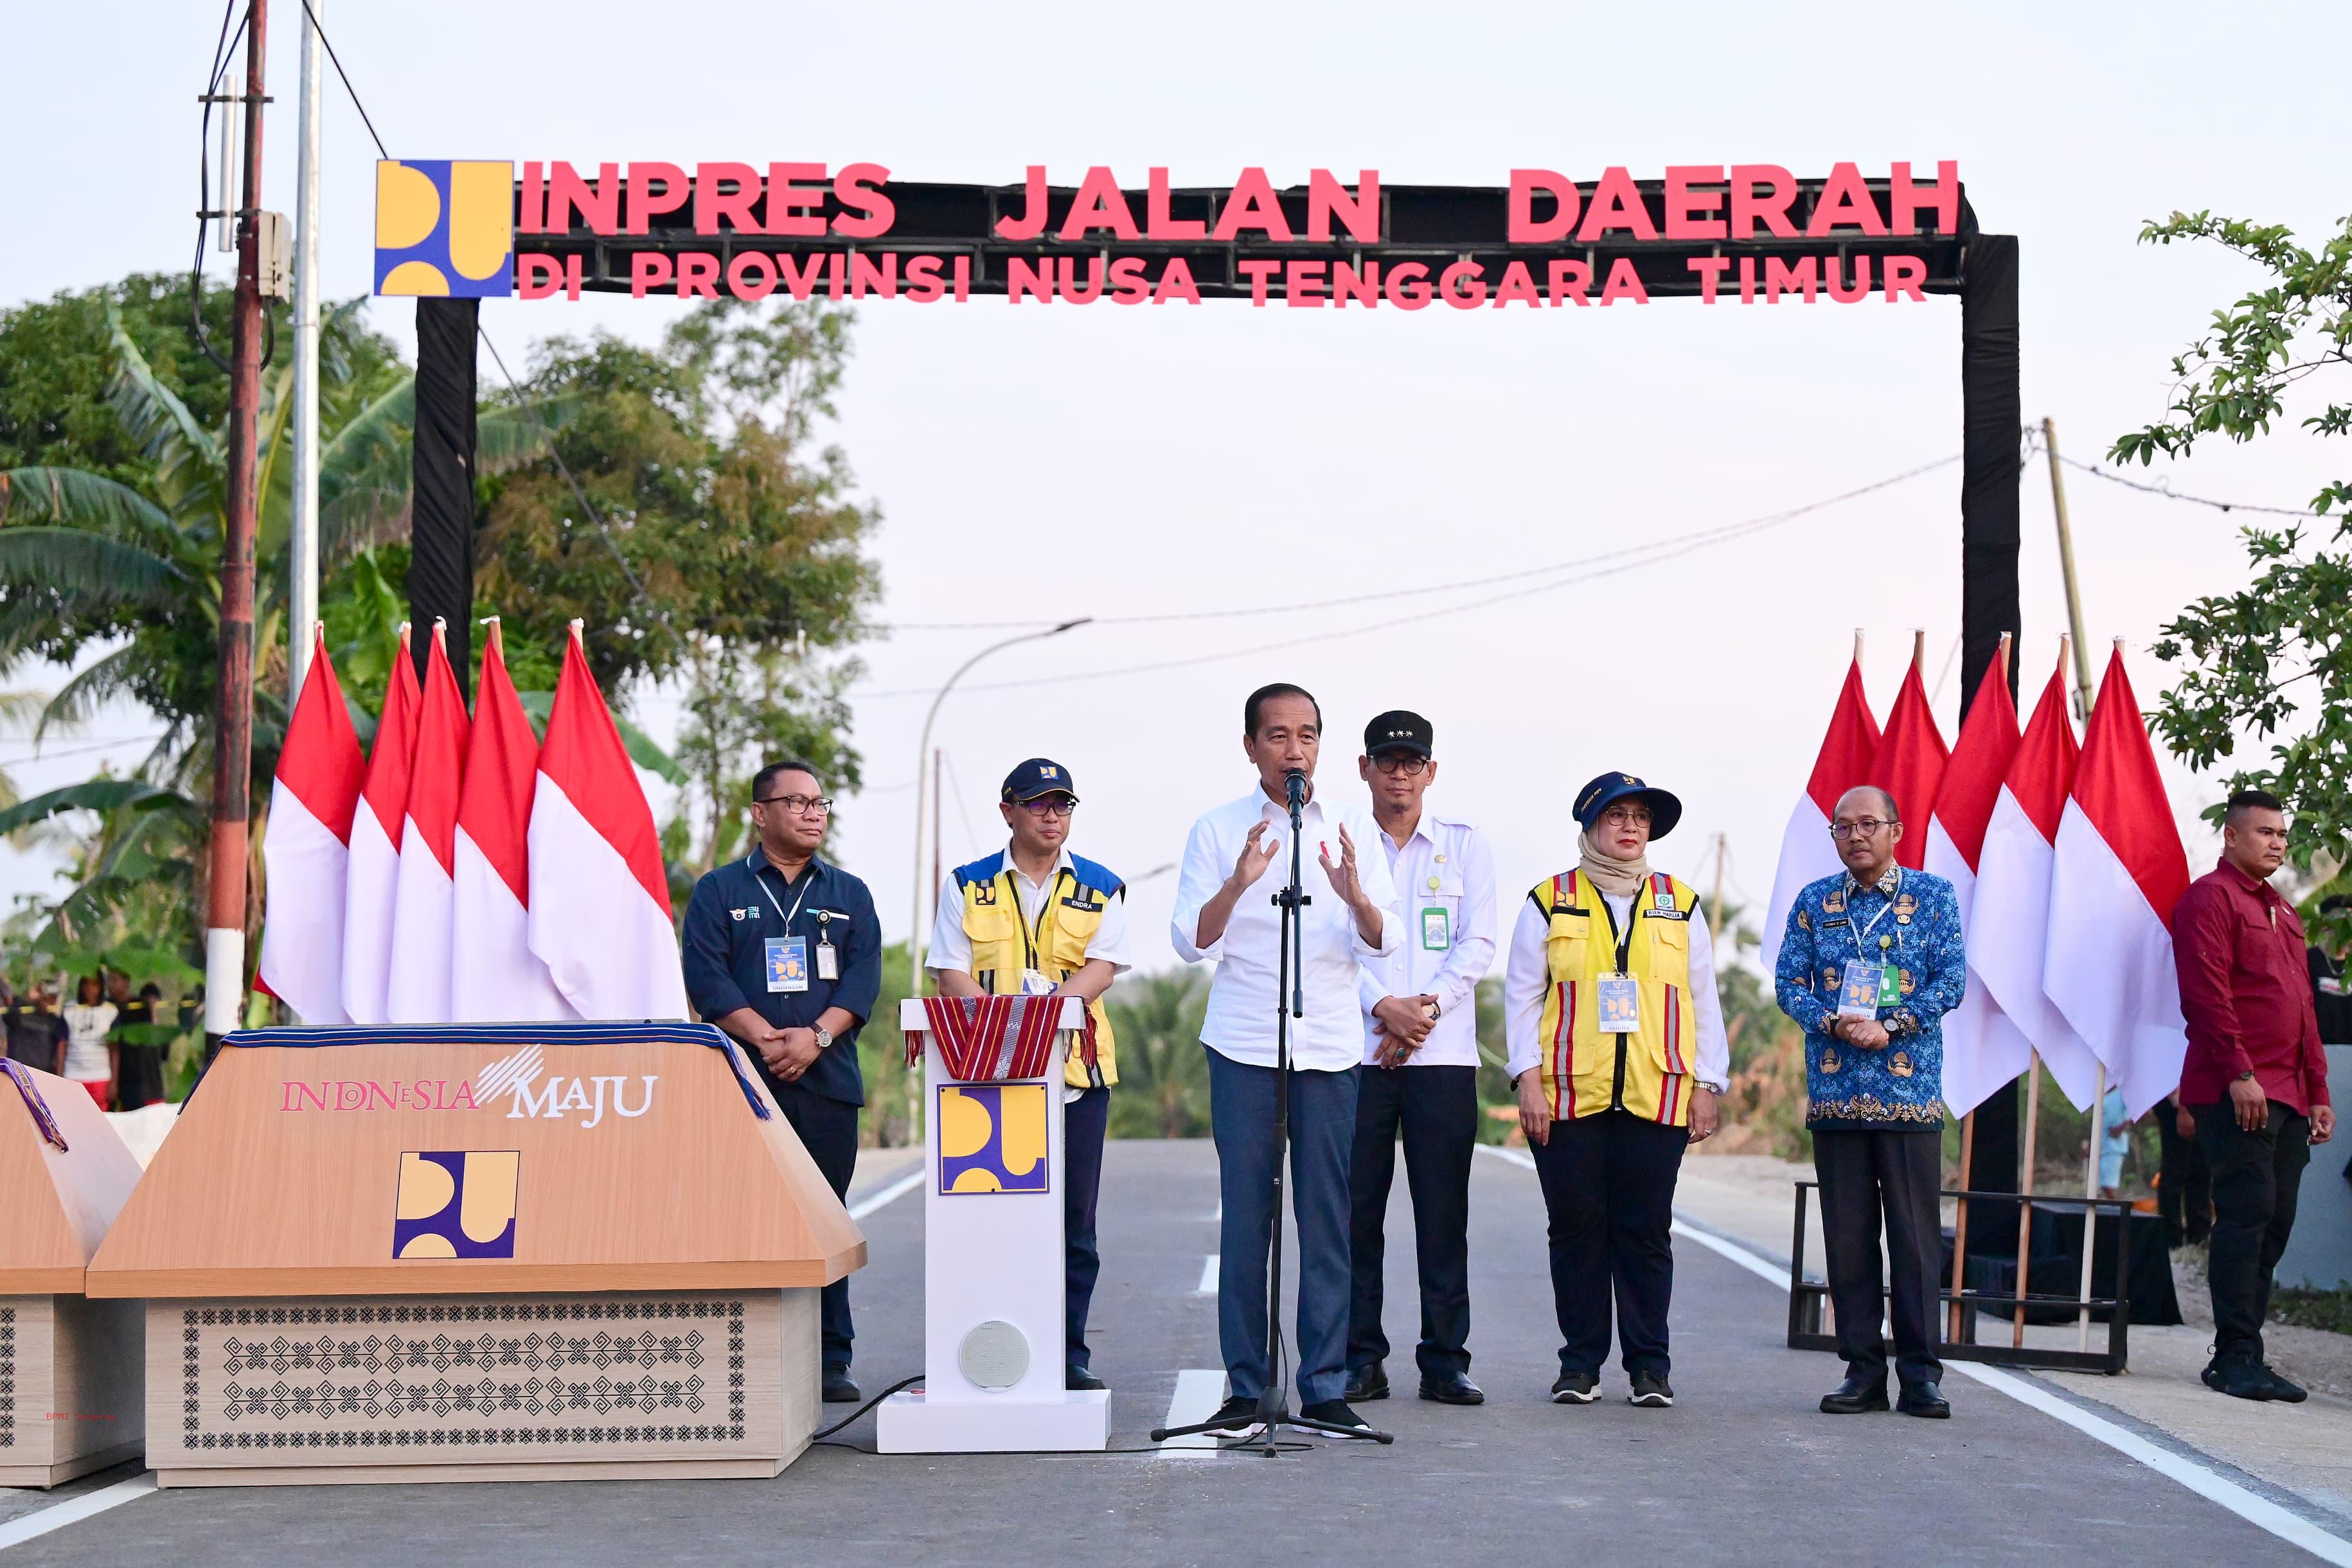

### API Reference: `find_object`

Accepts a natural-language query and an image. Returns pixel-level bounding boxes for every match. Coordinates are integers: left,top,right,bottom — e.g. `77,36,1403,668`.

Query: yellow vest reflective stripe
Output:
1529,869,1698,1126
958,864,1120,1089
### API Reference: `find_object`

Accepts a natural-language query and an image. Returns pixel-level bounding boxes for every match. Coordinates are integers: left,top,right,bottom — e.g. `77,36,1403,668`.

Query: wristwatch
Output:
812,1026,835,1051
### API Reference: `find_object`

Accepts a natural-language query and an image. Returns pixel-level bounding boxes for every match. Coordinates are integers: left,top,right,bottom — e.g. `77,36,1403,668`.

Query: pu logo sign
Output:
375,159,514,298
937,1083,1049,1195
393,1150,519,1259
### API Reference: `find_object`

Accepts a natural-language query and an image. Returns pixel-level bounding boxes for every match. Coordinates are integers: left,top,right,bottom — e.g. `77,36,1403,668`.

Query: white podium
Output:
877,997,1110,1453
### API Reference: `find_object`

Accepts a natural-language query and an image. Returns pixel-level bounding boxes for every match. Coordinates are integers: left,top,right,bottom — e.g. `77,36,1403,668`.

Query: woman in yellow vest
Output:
927,758,1131,1393
1502,772,1729,1409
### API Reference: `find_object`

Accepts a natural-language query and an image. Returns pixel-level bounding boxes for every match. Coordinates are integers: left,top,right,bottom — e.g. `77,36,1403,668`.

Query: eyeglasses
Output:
757,794,833,816
1599,806,1652,828
1017,796,1077,817
1371,754,1430,776
1830,818,1894,840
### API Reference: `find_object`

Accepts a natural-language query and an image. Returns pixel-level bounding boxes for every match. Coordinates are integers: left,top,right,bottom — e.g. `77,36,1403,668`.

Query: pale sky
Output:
4,0,2346,968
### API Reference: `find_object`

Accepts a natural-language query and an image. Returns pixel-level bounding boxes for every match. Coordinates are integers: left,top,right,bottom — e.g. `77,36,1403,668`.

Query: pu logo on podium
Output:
393,1150,519,1259
937,1083,1049,1195
375,159,515,298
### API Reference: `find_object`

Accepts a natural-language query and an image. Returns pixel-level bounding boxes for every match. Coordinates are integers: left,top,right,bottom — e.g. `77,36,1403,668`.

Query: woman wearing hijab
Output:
1503,772,1729,1409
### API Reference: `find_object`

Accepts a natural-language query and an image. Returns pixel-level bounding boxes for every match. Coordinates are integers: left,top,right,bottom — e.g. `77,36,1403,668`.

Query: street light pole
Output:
905,618,1089,1136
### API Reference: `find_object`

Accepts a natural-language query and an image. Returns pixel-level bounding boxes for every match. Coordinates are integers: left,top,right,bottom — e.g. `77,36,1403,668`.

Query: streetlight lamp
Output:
905,618,1091,1132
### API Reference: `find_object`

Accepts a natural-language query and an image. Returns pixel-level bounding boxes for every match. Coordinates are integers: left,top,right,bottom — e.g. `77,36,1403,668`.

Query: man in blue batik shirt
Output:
1776,785,1966,1422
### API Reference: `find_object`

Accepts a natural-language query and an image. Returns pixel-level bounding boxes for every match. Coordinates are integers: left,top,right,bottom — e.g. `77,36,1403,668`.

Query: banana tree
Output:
0,305,562,792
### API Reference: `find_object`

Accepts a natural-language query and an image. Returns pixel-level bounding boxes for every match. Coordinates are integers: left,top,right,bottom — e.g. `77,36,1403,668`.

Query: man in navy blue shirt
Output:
682,756,882,1404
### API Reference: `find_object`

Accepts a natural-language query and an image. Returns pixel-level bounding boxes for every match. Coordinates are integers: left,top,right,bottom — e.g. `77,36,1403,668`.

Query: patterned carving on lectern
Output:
179,1297,747,1452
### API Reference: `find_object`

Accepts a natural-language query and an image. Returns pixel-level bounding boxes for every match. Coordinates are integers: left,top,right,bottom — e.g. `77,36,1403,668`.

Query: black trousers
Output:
2194,1098,2312,1364
2156,1096,2213,1248
1347,1064,1477,1379
772,1079,860,1369
1064,1085,1109,1371
1529,1109,1686,1378
1813,1127,1943,1389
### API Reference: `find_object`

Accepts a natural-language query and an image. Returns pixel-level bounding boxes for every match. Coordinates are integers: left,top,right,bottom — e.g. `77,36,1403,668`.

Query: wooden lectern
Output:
877,996,1109,1453
0,1063,145,1486
85,1023,862,1487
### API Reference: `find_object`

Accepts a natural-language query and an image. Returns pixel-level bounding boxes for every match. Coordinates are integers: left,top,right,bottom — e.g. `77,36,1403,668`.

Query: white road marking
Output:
1477,1142,2352,1565
848,1168,925,1220
1158,1368,1227,1452
1195,1255,1219,1296
0,1475,158,1552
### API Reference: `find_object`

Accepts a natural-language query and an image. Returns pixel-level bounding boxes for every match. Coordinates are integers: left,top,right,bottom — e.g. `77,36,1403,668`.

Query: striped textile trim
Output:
212,1020,772,1121
3,1060,68,1151
1662,983,1685,1074
1657,1072,1684,1125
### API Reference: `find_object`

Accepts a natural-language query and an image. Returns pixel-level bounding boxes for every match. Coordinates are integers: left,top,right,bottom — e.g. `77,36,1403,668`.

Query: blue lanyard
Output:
749,855,814,929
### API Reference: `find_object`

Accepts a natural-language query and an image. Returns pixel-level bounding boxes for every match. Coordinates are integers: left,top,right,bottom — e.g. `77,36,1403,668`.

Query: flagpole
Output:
2012,1053,2042,1349
1947,633,2006,1342
2042,418,2096,725
2069,634,2123,1351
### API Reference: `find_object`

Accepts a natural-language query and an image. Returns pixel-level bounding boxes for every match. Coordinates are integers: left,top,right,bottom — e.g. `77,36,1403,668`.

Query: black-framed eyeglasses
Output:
1017,796,1077,817
1830,817,1893,840
1371,754,1430,776
757,793,833,816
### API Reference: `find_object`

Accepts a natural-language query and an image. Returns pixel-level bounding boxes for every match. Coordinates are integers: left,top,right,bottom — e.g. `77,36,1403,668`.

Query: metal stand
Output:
1153,778,1393,1454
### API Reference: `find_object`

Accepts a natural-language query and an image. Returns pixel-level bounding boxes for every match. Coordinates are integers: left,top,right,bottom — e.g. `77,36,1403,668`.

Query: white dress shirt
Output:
1171,787,1403,1072
926,844,1134,977
1502,882,1730,1092
1356,811,1498,1067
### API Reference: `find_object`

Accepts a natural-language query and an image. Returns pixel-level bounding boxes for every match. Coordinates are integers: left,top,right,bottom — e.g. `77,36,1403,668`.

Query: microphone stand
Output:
1154,770,1393,1456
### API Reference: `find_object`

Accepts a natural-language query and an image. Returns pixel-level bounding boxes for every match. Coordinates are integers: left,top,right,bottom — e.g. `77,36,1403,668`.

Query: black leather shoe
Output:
1344,1361,1391,1402
1550,1371,1600,1404
1819,1374,1889,1414
2263,1365,2309,1403
1418,1371,1484,1405
1896,1381,1950,1418
2204,1355,2275,1401
821,1366,860,1404
1066,1366,1107,1392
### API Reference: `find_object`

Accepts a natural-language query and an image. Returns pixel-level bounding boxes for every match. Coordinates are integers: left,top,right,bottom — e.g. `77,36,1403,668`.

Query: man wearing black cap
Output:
929,758,1131,1392
1504,773,1727,1409
1344,710,1498,1407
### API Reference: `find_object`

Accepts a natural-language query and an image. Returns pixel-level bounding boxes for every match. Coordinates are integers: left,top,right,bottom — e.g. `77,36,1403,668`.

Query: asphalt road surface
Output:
4,1139,2335,1565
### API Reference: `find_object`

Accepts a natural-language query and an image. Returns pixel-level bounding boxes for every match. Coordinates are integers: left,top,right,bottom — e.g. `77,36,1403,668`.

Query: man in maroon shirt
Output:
2174,789,2335,1403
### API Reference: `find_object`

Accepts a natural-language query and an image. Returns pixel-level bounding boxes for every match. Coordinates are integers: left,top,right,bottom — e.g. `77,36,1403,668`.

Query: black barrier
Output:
1786,1180,2139,1376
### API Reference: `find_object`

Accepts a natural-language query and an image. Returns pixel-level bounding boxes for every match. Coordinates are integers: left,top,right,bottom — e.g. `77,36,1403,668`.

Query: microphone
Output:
1283,767,1307,824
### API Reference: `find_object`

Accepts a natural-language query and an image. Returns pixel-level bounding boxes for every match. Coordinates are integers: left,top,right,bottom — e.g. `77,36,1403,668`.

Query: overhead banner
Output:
373,160,1969,309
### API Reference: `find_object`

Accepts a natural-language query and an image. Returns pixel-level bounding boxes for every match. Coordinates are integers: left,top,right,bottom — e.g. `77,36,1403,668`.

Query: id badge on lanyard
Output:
1596,973,1641,1033
756,859,820,992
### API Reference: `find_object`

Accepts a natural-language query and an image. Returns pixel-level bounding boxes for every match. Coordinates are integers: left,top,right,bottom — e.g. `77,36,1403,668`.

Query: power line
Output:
851,454,1963,699
2029,438,2324,519
875,454,1959,632
296,0,388,159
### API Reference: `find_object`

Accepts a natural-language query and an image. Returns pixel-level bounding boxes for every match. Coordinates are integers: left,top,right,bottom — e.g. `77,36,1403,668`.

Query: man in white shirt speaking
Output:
1344,711,1498,1408
1172,683,1403,1437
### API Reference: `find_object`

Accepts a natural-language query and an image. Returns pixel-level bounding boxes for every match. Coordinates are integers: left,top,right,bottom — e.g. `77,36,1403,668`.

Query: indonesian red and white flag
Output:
452,621,575,1022
1970,654,2101,1108
1762,653,1882,973
386,623,472,1023
257,627,366,1025
527,625,688,1020
1924,647,2027,1116
342,625,419,1026
2045,647,2193,1120
1875,655,1948,872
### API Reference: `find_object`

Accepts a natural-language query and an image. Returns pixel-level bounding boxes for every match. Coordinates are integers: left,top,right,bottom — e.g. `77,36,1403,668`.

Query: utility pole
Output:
1707,832,1727,949
2042,418,2096,722
206,0,268,1039
287,0,323,704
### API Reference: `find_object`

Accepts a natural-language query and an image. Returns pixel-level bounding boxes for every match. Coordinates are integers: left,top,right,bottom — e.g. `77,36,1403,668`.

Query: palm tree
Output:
1105,970,1213,1139
0,305,557,785
0,304,560,964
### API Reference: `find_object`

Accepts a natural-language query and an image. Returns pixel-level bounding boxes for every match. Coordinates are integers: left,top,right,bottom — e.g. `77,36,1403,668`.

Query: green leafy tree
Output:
2111,209,2352,926
1105,970,1212,1139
